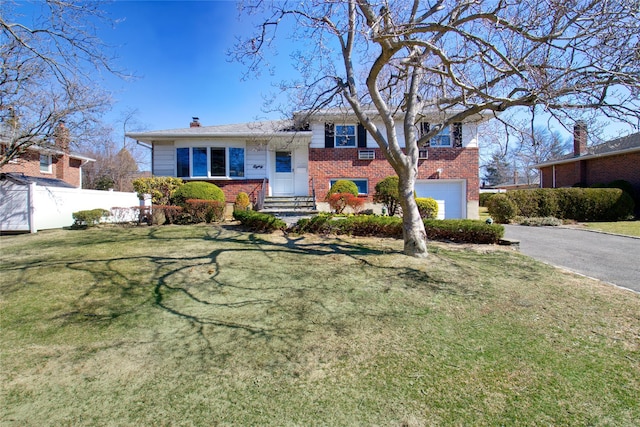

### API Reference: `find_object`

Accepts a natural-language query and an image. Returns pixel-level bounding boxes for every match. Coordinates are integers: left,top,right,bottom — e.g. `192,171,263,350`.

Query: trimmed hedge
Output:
72,208,110,227
171,181,225,206
504,188,634,221
424,219,505,244
291,214,504,244
233,210,287,232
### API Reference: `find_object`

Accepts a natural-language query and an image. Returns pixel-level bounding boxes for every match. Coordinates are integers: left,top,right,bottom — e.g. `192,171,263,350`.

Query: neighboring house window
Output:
176,146,245,178
39,154,52,173
330,179,368,195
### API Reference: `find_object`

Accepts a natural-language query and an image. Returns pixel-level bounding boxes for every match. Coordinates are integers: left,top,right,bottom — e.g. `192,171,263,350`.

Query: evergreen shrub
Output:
373,176,401,216
72,209,110,227
486,194,518,223
415,197,438,219
172,181,225,206
233,210,287,232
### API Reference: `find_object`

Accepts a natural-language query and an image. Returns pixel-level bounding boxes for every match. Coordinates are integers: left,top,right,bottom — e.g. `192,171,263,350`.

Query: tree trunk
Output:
398,172,428,258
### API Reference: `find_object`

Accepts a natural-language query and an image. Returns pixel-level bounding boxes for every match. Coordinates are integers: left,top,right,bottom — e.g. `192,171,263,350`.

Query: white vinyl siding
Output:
153,142,175,176
245,143,267,179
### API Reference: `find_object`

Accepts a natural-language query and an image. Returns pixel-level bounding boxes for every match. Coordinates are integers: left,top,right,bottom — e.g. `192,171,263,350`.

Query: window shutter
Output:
357,123,367,148
453,122,463,148
420,122,430,147
324,123,335,148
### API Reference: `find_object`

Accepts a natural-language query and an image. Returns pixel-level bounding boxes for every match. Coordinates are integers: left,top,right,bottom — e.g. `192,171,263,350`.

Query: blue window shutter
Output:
357,123,367,148
325,123,335,148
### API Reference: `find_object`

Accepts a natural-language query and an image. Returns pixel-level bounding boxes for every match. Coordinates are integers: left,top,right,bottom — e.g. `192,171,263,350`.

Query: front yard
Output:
1,225,639,425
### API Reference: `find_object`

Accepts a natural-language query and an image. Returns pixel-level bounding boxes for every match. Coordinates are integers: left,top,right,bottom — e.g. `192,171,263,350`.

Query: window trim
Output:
329,178,369,195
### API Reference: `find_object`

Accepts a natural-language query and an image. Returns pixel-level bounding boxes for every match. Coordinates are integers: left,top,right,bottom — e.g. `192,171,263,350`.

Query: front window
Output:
335,125,356,147
192,147,208,176
176,146,245,178
210,148,226,177
229,147,245,177
39,154,52,173
330,179,368,195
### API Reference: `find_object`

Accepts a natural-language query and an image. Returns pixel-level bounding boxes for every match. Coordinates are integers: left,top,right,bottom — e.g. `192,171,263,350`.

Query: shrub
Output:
415,197,438,219
328,193,365,214
423,219,505,244
515,216,563,226
133,177,183,205
479,192,496,207
72,208,110,227
374,176,401,216
327,180,359,200
291,214,504,244
234,192,251,211
554,188,634,221
486,194,517,223
172,181,225,206
110,207,138,224
152,205,184,225
233,210,286,232
184,199,225,223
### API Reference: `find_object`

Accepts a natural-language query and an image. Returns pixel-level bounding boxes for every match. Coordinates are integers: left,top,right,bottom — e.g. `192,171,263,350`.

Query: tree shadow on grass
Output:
3,225,480,366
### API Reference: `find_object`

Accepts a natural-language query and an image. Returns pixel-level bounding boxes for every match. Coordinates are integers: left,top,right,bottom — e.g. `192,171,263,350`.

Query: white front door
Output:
272,151,295,196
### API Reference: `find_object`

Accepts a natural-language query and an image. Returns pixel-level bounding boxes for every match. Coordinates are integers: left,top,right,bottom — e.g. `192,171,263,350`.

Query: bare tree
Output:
0,0,122,166
233,0,640,257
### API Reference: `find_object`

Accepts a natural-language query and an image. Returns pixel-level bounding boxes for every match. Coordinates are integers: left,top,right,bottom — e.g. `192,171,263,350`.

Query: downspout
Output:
552,165,556,188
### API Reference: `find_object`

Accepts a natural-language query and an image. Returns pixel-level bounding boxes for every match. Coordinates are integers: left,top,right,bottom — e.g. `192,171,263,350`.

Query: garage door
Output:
415,180,465,219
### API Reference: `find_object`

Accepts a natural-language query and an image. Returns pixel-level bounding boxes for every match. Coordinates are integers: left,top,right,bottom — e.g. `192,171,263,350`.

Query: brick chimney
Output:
190,117,201,128
573,120,587,157
54,120,70,152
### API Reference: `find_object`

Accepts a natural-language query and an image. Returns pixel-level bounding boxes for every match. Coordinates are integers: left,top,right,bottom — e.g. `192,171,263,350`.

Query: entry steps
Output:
260,196,317,215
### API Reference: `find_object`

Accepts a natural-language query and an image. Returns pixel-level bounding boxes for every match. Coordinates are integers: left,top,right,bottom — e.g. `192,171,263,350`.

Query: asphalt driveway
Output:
504,225,640,293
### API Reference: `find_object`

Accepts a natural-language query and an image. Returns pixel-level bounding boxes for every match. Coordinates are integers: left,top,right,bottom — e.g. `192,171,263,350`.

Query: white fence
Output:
0,181,144,232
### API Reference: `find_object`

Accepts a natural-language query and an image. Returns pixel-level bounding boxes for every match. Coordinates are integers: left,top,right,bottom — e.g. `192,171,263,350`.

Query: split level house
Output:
127,109,488,219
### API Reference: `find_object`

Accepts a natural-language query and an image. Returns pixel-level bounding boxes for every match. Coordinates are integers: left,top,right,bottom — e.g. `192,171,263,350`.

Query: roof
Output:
126,120,312,143
0,172,77,188
294,106,492,124
28,144,96,162
534,132,640,168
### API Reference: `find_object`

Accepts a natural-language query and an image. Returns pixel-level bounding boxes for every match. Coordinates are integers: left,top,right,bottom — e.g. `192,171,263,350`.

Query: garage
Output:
414,180,466,219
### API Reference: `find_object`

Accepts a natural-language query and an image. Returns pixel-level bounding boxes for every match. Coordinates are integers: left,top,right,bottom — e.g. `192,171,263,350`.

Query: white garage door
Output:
415,180,465,219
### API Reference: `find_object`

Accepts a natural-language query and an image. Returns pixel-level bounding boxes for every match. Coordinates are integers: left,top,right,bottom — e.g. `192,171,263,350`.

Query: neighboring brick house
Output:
127,110,489,219
0,123,94,188
534,122,640,200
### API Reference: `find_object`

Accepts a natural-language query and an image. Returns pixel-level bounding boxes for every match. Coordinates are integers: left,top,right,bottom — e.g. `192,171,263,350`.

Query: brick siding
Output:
194,179,266,204
0,150,81,188
540,151,640,197
309,147,479,201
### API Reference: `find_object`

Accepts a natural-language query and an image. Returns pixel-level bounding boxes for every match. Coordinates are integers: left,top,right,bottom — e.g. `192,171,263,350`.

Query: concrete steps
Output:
260,196,317,215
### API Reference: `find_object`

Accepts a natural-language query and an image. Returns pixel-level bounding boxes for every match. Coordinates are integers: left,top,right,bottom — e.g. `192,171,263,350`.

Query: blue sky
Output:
101,0,296,132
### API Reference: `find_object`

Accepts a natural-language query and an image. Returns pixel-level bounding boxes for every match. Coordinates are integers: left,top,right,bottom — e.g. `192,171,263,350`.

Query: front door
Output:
272,151,294,195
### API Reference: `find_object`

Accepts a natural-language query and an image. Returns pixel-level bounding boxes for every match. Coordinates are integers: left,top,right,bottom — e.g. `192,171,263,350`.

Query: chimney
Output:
573,120,587,157
190,117,201,128
54,120,70,152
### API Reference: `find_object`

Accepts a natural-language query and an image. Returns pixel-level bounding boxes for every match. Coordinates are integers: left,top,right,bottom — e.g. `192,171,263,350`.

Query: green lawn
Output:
583,220,640,237
1,225,639,425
